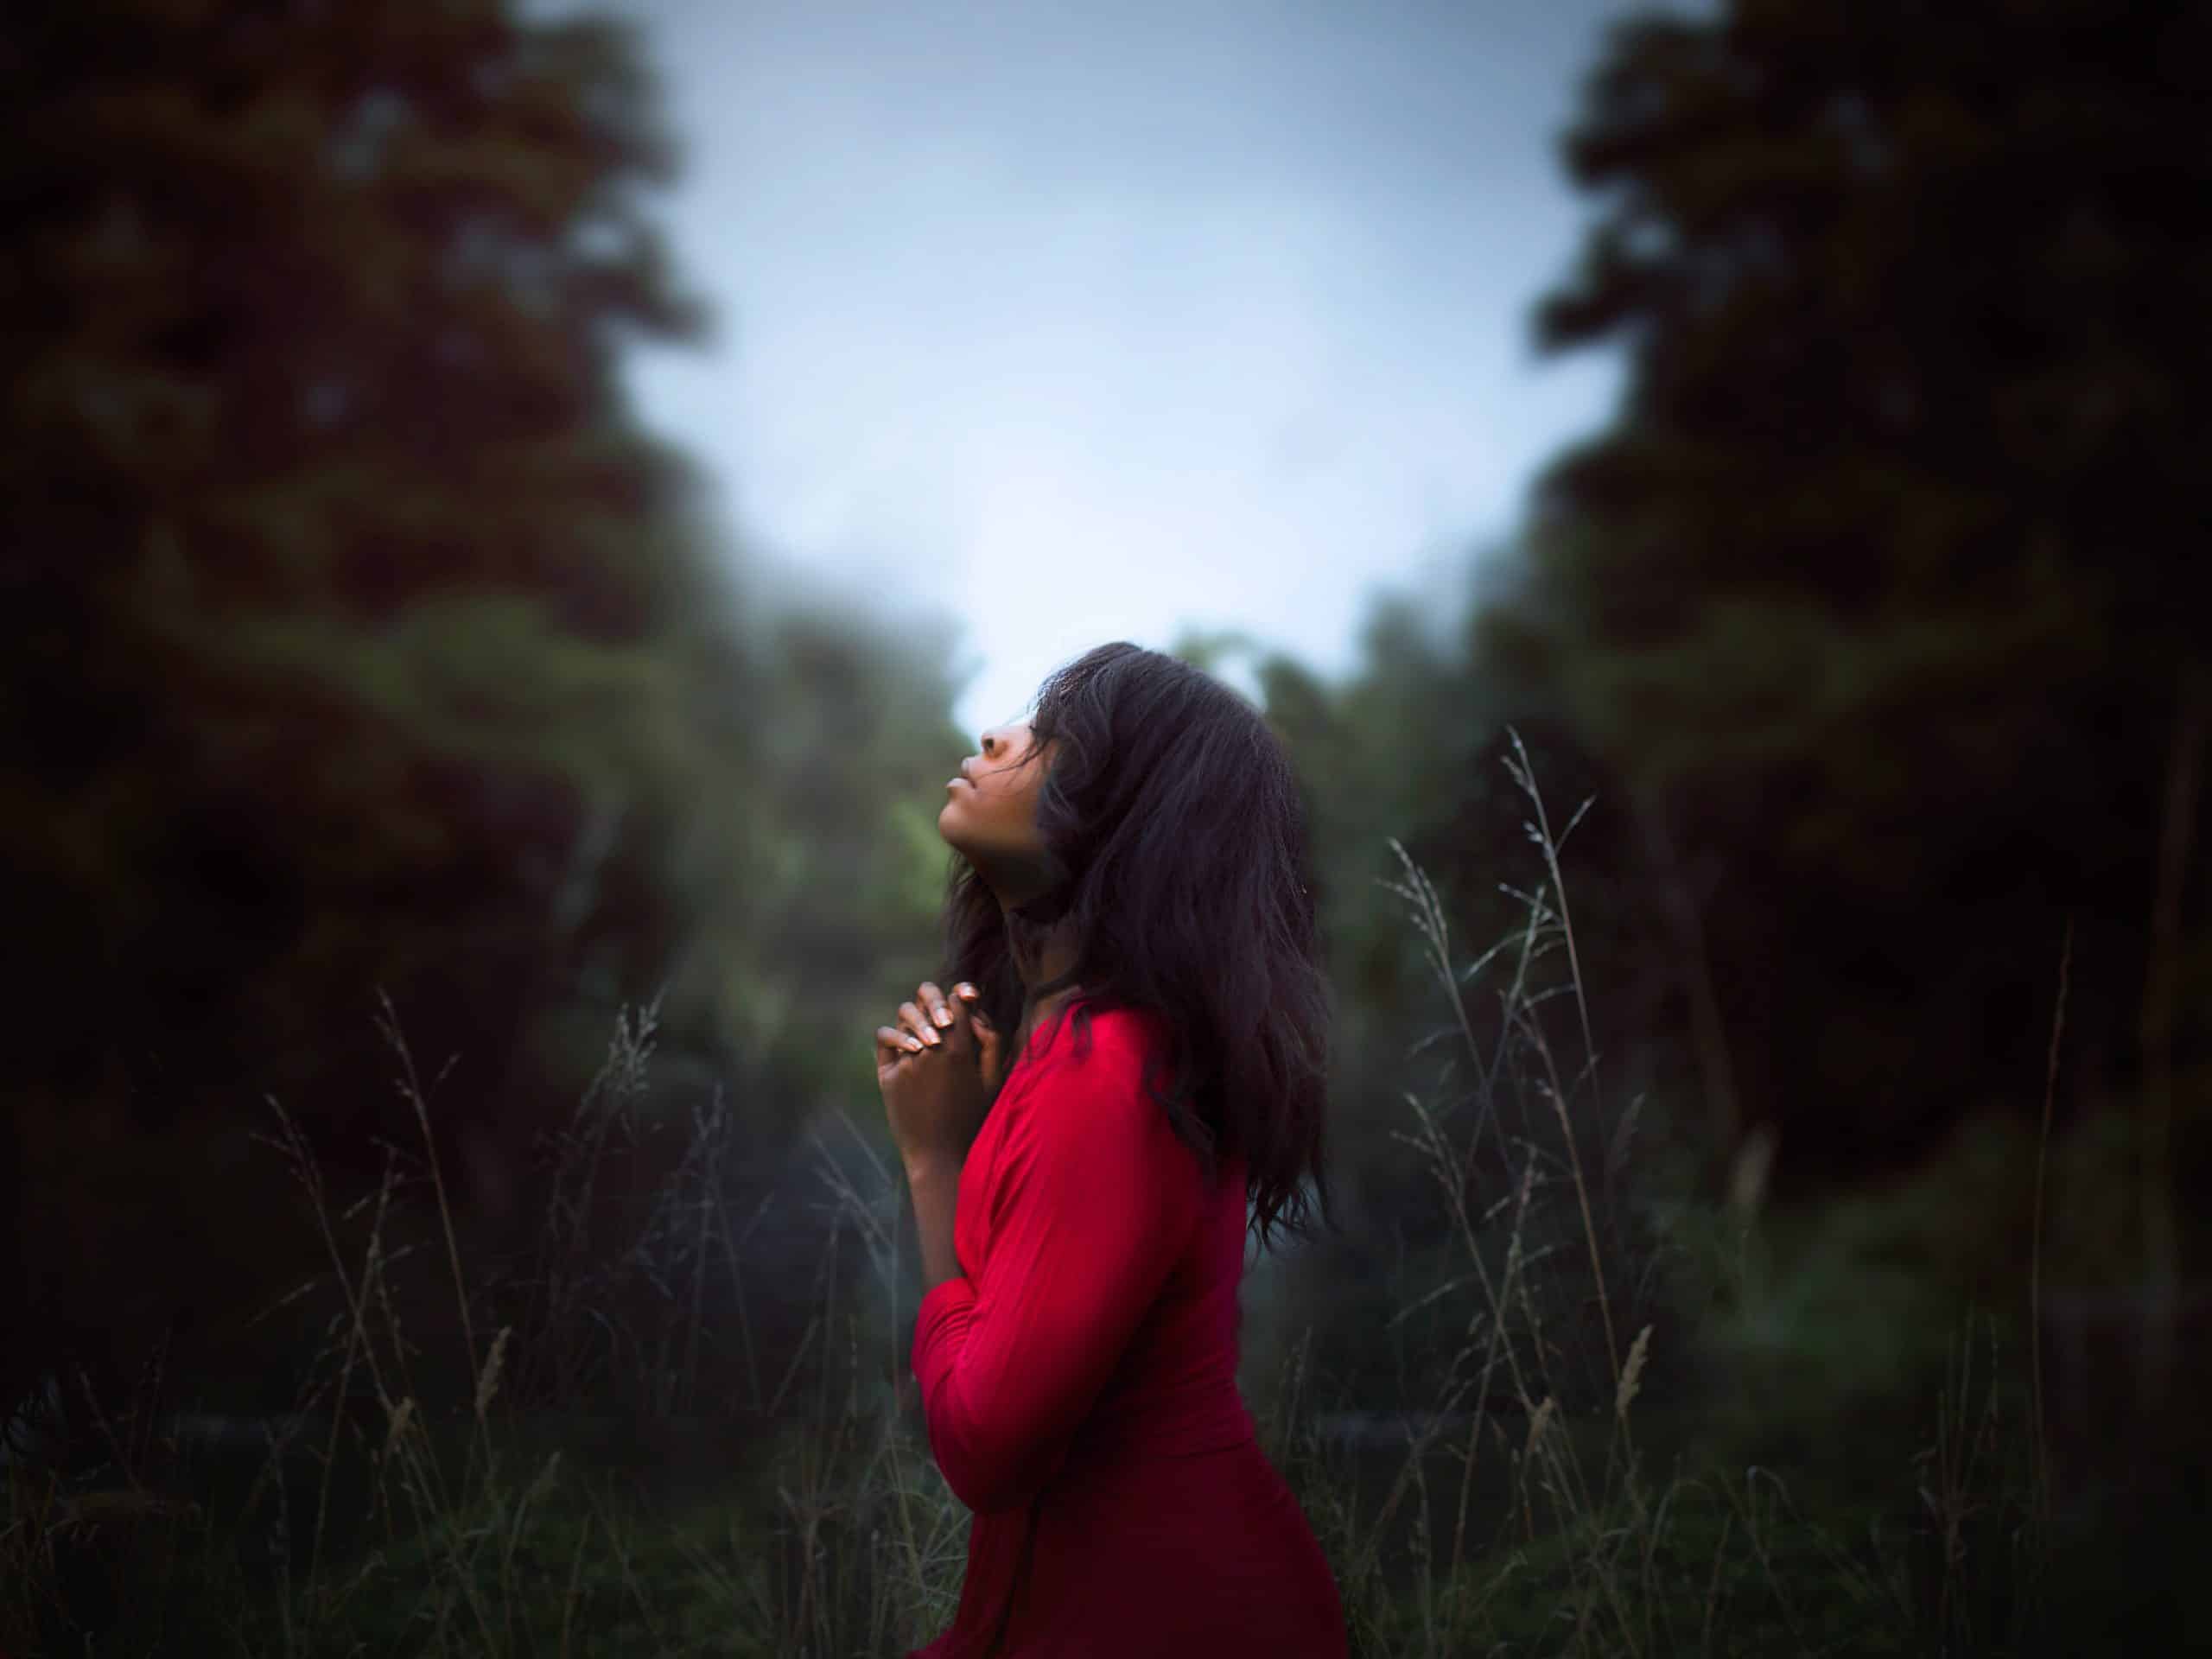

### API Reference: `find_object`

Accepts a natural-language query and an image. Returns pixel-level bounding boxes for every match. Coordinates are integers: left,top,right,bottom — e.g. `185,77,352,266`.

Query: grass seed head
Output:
1616,1323,1654,1422
1525,1395,1556,1459
382,1396,415,1461
475,1325,514,1420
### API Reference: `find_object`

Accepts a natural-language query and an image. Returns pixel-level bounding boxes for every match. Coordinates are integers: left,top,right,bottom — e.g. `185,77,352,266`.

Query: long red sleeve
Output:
911,1014,1204,1516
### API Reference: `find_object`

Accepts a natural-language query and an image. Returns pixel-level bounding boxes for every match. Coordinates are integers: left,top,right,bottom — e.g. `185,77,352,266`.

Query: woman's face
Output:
939,717,1054,890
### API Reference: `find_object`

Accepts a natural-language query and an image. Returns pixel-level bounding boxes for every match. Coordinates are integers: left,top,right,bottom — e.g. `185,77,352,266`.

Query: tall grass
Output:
0,734,2089,1656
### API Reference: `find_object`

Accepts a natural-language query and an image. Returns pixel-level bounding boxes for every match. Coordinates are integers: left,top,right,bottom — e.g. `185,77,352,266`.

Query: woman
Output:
876,641,1349,1657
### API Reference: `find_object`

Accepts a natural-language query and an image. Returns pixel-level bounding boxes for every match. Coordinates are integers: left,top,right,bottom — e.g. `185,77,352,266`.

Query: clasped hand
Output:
876,981,1007,1169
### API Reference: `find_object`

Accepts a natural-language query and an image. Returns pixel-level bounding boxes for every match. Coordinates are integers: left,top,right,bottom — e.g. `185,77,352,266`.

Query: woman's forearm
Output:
906,1154,965,1294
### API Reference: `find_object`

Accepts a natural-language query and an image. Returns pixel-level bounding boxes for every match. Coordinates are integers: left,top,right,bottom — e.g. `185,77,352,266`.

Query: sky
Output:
582,0,1693,737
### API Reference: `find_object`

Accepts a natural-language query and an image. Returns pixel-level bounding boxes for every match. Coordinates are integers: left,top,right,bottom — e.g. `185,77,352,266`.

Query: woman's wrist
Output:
906,1151,965,1292
904,1147,964,1186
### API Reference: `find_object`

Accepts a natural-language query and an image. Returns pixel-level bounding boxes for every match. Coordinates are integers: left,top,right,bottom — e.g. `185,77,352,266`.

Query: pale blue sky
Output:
582,0,1695,734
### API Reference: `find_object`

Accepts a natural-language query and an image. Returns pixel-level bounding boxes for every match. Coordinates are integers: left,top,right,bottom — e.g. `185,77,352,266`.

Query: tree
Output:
0,0,798,1414
1504,0,2210,1188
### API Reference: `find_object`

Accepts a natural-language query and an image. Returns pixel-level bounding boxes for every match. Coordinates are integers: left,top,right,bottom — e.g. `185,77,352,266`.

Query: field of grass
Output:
4,744,2196,1656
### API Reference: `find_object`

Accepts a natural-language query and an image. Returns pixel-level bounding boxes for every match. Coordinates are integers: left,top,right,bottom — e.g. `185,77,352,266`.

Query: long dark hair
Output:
942,642,1338,1255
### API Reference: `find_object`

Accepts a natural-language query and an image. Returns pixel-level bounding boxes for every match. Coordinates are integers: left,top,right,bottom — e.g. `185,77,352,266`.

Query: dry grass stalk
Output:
2031,916,2072,1544
475,1325,514,1423
1615,1324,1654,1426
382,1395,416,1464
1524,1395,1557,1461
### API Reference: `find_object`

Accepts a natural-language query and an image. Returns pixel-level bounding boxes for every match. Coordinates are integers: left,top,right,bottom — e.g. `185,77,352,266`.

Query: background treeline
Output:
3,0,966,1427
1268,0,2212,1456
3,0,2204,1643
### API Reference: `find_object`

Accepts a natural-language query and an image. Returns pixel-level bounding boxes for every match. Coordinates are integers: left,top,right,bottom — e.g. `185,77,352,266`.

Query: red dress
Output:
908,999,1347,1658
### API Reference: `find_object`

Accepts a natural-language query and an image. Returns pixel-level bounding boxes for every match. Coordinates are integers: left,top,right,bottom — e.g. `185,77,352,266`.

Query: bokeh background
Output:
4,0,2204,1653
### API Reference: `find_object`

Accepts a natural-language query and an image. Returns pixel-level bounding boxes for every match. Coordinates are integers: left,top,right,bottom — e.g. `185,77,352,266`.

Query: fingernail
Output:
935,1007,952,1027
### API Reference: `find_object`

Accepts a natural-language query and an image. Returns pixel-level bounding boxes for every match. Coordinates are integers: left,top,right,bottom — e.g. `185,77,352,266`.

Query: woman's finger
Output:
917,981,955,1030
876,1024,924,1067
899,1000,940,1048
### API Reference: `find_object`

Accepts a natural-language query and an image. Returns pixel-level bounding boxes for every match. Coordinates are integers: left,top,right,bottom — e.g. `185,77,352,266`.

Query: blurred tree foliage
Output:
1481,0,2210,1205
0,0,966,1413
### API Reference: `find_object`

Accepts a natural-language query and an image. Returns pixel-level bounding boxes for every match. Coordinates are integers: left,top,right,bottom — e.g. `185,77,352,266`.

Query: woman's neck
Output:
1006,910,1084,1049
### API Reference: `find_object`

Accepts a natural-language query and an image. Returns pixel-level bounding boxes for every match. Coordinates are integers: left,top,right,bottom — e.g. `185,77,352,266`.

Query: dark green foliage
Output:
0,0,970,1442
3,0,706,1100
1497,0,2211,1189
